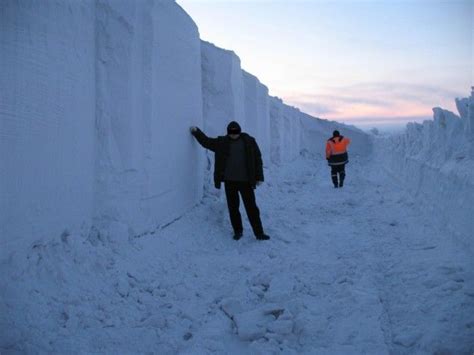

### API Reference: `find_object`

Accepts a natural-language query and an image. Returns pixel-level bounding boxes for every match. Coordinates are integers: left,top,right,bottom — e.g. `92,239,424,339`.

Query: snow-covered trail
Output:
1,155,473,354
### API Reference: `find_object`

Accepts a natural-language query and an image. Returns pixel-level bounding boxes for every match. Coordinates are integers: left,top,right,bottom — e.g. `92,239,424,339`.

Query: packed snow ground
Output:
1,154,473,354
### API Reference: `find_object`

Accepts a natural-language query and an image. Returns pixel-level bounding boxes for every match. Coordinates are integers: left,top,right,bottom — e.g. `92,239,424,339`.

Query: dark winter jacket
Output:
192,128,264,189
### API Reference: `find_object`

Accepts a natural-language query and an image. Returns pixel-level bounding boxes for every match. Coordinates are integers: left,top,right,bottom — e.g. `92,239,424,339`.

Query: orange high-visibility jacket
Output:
326,136,351,163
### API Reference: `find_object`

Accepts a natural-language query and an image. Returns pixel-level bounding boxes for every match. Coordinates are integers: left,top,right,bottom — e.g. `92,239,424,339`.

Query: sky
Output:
177,0,472,129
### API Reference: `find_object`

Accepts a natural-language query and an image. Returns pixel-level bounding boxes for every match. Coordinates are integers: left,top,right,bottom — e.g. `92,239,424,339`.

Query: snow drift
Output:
373,88,474,253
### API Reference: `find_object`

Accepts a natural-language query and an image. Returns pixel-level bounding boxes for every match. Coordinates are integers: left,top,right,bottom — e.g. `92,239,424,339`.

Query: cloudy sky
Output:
177,0,472,128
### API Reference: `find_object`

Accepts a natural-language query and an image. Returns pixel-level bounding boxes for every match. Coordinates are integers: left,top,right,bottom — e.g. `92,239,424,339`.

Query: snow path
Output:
1,155,473,354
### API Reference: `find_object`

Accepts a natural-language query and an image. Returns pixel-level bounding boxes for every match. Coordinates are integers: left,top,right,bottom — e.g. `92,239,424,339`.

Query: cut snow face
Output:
1,0,205,253
1,154,473,354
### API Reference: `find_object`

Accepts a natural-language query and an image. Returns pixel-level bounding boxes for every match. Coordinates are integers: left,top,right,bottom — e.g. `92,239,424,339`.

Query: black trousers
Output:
331,164,346,186
224,181,264,236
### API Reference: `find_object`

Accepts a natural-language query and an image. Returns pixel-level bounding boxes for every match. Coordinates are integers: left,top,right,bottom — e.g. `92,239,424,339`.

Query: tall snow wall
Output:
95,0,203,235
242,70,271,166
201,41,245,137
270,97,285,165
0,0,96,251
270,98,305,165
0,0,204,252
256,83,271,165
373,89,474,254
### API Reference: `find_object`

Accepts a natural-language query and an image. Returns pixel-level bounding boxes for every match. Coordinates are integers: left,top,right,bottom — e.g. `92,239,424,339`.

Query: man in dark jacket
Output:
190,121,270,241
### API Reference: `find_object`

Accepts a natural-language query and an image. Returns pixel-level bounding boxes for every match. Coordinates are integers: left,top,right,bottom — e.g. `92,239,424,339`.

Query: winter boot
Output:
233,231,243,240
256,234,270,241
332,174,338,188
339,172,345,188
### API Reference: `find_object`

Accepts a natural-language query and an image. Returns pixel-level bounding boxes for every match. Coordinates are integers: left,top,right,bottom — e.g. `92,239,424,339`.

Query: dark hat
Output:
227,121,241,135
333,130,340,137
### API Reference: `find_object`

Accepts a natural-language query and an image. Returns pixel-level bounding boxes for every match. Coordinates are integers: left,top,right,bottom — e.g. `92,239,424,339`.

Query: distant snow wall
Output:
0,0,204,251
0,0,96,251
373,89,474,254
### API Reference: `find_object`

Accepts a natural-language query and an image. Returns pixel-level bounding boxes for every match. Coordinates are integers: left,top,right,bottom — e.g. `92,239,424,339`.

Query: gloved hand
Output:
190,126,197,134
256,181,263,186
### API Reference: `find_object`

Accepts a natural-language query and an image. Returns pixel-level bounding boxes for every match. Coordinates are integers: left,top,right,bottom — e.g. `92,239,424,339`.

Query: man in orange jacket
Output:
326,130,351,188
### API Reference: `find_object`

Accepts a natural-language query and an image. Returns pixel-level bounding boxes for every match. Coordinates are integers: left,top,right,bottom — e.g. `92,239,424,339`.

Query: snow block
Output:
94,0,203,233
0,0,204,252
281,104,302,162
200,41,245,193
374,93,474,254
281,104,294,163
270,97,284,165
455,97,469,121
220,299,291,342
243,71,259,139
243,71,271,166
0,0,96,251
256,83,271,166
468,87,474,138
201,41,245,137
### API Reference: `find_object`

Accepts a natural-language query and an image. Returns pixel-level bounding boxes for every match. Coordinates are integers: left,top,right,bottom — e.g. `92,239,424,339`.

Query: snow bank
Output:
374,88,474,253
270,97,285,165
201,41,245,137
95,0,204,235
1,0,204,251
243,71,271,166
282,104,302,162
243,71,259,138
269,100,307,165
0,1,96,251
256,83,271,165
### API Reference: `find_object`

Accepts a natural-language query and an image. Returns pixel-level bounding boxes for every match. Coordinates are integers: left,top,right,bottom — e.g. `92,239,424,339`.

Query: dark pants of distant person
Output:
331,164,346,187
224,181,264,236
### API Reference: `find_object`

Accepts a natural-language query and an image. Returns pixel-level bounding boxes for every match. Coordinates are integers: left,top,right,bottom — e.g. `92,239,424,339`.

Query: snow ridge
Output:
373,88,474,254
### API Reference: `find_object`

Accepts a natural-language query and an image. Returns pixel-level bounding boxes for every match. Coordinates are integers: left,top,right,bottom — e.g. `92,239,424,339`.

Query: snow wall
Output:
94,0,203,237
0,1,97,251
373,88,474,254
0,0,204,252
0,0,369,254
